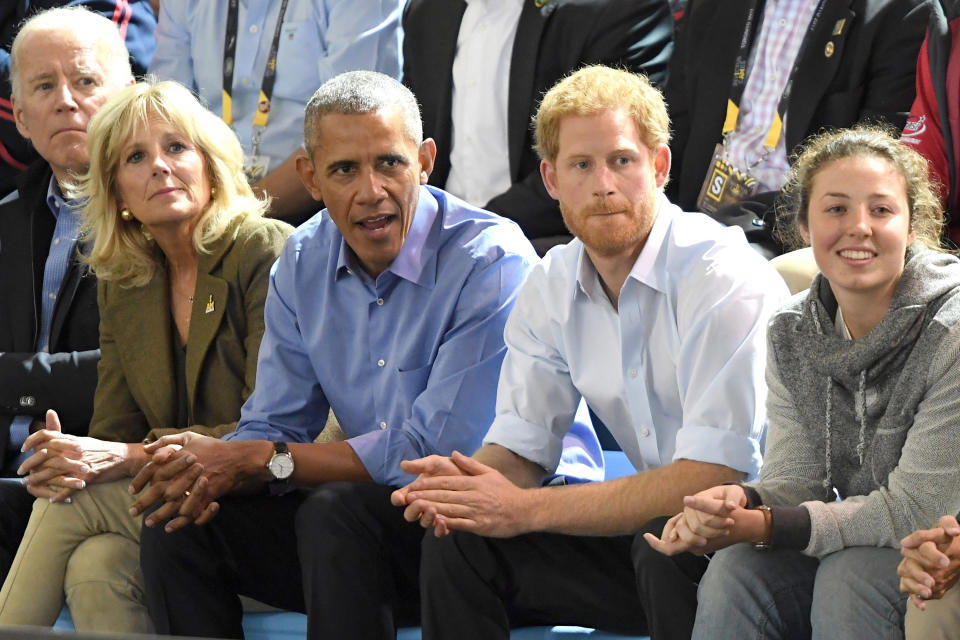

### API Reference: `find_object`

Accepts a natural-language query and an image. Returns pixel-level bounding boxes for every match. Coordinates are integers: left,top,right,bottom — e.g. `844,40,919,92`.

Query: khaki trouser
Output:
905,584,960,640
0,480,151,633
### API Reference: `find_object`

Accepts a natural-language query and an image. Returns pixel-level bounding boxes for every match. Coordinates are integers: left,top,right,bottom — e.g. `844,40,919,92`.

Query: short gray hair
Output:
303,70,422,155
10,7,132,101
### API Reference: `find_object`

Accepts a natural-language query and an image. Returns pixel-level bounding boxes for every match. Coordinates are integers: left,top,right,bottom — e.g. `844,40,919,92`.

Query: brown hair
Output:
776,126,944,251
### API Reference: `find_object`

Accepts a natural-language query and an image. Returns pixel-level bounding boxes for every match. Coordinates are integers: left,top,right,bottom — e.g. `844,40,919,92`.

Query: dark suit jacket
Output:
666,0,932,211
0,160,100,455
88,215,291,444
403,0,673,244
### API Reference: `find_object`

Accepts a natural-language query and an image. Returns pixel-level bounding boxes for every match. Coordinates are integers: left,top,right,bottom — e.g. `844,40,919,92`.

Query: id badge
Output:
696,143,759,214
242,154,271,183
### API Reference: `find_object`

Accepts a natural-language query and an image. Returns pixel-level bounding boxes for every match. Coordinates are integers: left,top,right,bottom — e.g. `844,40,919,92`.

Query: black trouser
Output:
419,515,708,640
0,477,33,584
140,482,424,639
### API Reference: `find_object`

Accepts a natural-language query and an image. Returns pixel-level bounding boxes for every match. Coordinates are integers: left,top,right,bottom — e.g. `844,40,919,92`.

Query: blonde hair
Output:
10,6,132,101
534,65,670,162
78,80,269,287
776,126,945,252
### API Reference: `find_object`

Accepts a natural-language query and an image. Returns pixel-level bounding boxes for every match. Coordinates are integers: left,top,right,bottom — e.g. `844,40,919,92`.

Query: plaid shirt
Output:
725,0,819,191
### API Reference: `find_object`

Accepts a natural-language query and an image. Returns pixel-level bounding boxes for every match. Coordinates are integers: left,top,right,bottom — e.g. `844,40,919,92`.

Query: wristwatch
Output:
267,442,294,482
753,505,772,550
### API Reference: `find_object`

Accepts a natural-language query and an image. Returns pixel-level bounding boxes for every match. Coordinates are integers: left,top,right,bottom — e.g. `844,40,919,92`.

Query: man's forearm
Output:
520,459,744,537
253,149,317,221
473,443,546,489
230,440,373,490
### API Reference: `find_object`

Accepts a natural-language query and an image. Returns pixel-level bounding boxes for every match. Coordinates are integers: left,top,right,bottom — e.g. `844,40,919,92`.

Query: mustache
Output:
585,197,632,215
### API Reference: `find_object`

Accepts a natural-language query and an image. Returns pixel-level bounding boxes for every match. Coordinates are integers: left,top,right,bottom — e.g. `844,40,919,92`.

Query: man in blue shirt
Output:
134,70,548,639
0,6,133,585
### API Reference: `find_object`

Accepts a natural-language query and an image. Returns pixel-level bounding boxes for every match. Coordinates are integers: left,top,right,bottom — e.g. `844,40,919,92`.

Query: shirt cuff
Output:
483,413,564,474
673,424,762,478
733,483,811,550
769,505,811,550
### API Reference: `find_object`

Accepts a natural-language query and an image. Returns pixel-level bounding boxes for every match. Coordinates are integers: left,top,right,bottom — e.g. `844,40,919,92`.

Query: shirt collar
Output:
574,192,673,301
627,192,672,294
45,175,68,220
335,185,440,288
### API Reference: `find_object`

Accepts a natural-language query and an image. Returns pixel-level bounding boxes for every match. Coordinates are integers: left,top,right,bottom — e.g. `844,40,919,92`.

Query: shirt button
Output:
376,298,384,306
379,421,387,430
241,77,251,86
377,359,385,367
249,24,258,34
48,292,56,300
778,18,786,26
628,368,638,378
640,427,650,438
53,237,60,245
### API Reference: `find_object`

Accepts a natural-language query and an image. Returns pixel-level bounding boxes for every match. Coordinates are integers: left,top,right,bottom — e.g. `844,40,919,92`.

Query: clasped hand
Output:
643,484,748,556
19,409,128,502
390,451,527,538
898,515,960,610
127,432,231,533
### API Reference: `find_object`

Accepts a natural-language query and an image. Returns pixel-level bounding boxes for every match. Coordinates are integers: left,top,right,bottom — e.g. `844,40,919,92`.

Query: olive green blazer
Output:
88,215,292,443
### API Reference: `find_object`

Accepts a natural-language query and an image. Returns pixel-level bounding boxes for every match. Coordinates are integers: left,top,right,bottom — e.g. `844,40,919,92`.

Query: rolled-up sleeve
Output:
483,264,580,473
672,252,788,477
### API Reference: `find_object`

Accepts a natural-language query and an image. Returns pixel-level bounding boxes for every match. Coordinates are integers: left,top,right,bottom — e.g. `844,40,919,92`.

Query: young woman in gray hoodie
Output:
646,126,960,640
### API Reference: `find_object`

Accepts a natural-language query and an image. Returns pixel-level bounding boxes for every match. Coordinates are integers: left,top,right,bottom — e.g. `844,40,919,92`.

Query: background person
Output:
0,80,292,633
647,126,960,640
149,0,404,225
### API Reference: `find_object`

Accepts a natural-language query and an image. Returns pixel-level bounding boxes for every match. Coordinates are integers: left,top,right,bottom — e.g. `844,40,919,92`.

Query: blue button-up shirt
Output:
149,0,403,171
485,195,790,479
228,186,557,487
9,177,83,454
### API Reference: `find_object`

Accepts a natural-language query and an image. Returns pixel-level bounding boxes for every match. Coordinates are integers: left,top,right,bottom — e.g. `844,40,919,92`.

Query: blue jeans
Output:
693,544,906,640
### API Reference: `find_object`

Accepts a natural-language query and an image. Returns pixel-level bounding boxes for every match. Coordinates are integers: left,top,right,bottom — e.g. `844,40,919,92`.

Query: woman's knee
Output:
64,533,142,593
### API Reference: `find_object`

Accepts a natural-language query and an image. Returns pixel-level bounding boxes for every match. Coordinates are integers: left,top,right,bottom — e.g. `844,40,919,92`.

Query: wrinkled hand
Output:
129,433,231,532
398,451,528,538
643,485,748,556
19,410,128,502
899,515,960,610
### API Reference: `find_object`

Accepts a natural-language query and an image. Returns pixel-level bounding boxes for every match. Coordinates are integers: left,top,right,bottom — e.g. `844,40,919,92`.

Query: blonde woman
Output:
0,80,292,632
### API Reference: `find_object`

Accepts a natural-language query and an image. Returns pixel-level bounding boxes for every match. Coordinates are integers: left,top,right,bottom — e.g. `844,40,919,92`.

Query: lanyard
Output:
221,0,290,141
721,0,826,151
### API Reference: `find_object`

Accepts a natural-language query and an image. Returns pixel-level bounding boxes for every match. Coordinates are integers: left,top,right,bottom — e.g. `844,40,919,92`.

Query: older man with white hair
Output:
0,2,132,598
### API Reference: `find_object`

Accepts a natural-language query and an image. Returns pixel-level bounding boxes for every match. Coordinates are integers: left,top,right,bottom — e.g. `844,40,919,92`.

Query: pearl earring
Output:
120,208,133,221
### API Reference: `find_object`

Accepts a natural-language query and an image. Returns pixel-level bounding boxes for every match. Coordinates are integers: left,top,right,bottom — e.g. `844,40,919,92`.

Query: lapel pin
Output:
205,294,215,314
832,18,846,36
824,41,835,58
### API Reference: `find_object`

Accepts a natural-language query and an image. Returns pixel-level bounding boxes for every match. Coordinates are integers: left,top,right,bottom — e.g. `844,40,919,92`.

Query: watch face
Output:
269,453,294,480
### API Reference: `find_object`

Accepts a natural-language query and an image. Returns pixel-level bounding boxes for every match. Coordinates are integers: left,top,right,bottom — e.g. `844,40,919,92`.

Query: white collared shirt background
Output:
445,0,525,207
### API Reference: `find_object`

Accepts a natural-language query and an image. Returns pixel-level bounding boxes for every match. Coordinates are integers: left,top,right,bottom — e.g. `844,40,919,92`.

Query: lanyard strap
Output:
721,0,826,150
221,0,290,130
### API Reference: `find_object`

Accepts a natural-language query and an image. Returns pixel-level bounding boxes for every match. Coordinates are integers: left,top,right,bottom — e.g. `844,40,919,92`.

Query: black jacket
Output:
0,160,100,457
666,0,932,211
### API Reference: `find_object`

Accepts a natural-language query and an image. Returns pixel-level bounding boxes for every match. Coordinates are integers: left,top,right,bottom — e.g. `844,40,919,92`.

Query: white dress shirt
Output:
445,0,524,206
484,194,790,477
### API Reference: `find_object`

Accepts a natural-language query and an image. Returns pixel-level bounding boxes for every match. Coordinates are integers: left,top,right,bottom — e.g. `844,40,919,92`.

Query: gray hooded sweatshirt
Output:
747,245,960,558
